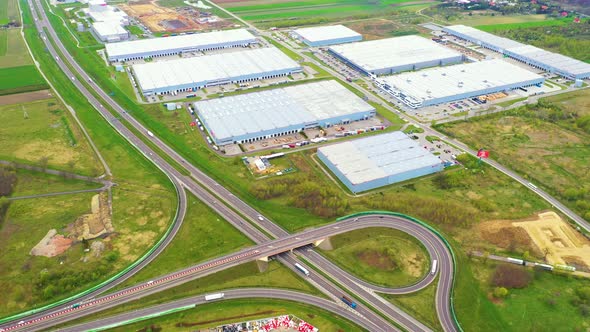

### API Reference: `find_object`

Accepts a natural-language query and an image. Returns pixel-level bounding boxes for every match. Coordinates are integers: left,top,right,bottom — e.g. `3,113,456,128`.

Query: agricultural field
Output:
344,17,424,40
0,0,19,25
217,0,440,27
0,99,100,176
436,90,590,222
319,227,429,288
0,65,48,96
0,22,46,96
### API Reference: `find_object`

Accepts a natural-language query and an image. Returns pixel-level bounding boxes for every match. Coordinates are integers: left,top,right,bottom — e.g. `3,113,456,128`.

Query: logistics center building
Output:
377,59,544,108
318,131,443,193
292,25,362,47
194,80,376,146
105,29,257,62
443,25,590,80
328,35,463,76
132,47,301,96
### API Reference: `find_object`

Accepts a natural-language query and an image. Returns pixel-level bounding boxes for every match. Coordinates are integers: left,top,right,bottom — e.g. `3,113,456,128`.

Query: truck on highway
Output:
341,295,357,309
431,259,438,275
507,257,525,266
205,293,224,301
294,263,310,276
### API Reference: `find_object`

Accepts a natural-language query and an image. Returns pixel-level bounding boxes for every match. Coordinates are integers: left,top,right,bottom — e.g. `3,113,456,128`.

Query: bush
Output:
493,286,509,298
492,264,532,289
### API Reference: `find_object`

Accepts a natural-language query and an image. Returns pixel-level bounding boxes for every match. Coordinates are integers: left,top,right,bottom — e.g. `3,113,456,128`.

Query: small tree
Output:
493,287,508,298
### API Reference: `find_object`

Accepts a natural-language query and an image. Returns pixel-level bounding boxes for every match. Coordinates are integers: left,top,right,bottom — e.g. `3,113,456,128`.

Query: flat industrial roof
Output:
379,59,543,105
328,35,462,72
506,45,590,76
106,29,256,59
293,25,361,43
195,80,374,142
444,25,523,50
318,131,441,185
92,22,127,36
445,25,590,77
132,47,300,92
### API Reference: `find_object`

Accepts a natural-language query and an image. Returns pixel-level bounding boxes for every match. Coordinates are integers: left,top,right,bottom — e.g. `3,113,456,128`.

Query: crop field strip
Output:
221,0,434,21
0,65,48,95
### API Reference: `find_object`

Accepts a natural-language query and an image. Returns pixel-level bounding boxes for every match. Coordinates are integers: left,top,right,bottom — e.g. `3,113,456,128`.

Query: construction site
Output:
119,0,233,33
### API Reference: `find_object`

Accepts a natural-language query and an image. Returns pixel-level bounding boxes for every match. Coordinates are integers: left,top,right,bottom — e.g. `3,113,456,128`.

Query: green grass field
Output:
476,18,568,32
116,192,254,287
0,0,19,25
59,260,323,328
0,1,179,317
107,299,364,332
0,192,99,316
0,66,48,95
452,14,554,26
469,259,590,331
436,90,590,221
11,168,102,196
0,99,100,176
383,280,440,331
221,0,438,25
320,227,429,288
0,29,33,68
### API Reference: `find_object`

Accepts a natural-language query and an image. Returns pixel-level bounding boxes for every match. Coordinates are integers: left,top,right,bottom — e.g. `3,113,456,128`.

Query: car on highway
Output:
257,215,264,221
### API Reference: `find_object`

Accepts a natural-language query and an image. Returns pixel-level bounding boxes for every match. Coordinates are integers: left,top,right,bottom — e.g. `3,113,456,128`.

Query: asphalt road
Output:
254,21,590,233
2,2,459,332
59,288,381,332
1,215,455,332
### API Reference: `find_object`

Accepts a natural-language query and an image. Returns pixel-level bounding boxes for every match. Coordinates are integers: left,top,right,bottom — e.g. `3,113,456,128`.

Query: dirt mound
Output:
514,211,590,267
70,193,113,241
357,250,396,270
30,229,73,257
477,219,537,254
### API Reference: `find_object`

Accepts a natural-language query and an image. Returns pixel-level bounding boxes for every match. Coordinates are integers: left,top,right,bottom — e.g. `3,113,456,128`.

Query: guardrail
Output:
0,116,184,326
336,210,464,332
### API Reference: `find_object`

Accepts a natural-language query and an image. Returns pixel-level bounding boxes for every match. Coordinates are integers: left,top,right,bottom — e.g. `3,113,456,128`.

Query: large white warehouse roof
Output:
293,25,361,45
106,29,256,59
378,59,543,107
328,35,462,74
132,47,300,94
444,25,590,79
195,80,375,145
318,131,442,192
506,45,590,78
444,25,523,50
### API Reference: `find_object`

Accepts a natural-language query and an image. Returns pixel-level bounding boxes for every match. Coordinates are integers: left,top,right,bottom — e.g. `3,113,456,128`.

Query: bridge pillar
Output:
313,238,325,247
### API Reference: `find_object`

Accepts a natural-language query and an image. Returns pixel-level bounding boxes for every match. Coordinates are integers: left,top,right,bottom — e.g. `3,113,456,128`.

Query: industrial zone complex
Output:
93,22,590,193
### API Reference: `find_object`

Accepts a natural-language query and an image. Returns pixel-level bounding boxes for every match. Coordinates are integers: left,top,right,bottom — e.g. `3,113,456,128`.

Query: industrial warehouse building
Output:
84,0,129,44
194,80,376,146
91,22,129,43
132,47,301,96
328,35,463,76
292,25,362,47
105,29,257,62
318,131,443,193
443,25,590,80
377,59,544,108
